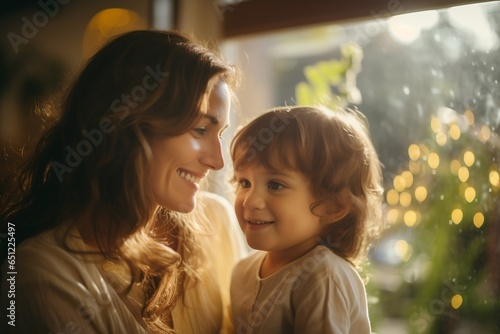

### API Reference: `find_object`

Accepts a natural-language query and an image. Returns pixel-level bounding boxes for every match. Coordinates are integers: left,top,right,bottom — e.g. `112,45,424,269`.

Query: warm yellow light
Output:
450,160,461,175
408,144,421,161
430,116,442,133
401,171,414,188
82,8,147,58
473,212,484,228
451,209,463,224
464,109,475,125
464,187,476,203
479,125,491,142
386,189,400,206
436,132,447,146
399,191,412,207
490,170,500,187
387,208,400,224
449,124,461,140
415,186,427,202
458,167,469,183
393,176,406,192
451,294,463,309
404,210,417,227
395,239,410,261
428,153,440,169
409,161,421,174
464,151,475,166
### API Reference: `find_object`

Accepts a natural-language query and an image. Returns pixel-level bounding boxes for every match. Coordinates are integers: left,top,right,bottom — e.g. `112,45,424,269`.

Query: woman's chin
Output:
174,200,197,213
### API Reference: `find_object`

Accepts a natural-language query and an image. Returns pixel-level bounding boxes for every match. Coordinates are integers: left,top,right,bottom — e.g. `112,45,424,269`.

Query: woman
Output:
0,30,244,333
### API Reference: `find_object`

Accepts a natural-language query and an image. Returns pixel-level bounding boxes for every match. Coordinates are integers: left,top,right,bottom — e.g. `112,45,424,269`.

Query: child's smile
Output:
234,164,323,263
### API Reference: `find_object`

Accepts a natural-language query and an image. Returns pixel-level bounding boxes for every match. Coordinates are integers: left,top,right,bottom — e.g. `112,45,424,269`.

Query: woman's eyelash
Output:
194,128,207,136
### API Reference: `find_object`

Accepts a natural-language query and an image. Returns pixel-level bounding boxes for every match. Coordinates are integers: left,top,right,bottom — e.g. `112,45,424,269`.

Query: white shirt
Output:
1,192,246,334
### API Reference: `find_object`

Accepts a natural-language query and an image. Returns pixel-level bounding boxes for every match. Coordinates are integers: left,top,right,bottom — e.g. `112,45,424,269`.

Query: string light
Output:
387,208,400,224
464,109,475,125
387,189,400,205
401,171,414,188
408,144,421,161
404,210,417,227
489,170,500,187
458,167,469,182
473,212,484,228
436,131,447,146
394,176,407,192
428,153,440,169
431,116,442,133
464,187,476,202
451,209,463,224
415,186,427,202
449,124,461,140
451,294,463,309
479,125,491,142
400,191,412,207
464,151,475,166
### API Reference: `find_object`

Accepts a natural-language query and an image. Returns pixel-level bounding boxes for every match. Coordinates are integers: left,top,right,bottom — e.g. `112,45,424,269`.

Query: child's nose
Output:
243,189,265,210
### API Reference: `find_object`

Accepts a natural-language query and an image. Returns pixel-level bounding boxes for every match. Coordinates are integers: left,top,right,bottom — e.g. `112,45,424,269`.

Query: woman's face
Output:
149,80,231,212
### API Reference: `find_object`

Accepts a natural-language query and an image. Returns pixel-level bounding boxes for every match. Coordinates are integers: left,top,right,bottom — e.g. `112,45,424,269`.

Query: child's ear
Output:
317,189,352,223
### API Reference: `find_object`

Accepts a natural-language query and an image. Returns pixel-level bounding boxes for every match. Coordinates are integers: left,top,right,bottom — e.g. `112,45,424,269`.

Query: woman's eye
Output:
194,128,207,137
268,181,284,190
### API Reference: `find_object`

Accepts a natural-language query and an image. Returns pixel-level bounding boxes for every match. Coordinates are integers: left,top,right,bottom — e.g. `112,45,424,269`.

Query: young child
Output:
229,106,384,334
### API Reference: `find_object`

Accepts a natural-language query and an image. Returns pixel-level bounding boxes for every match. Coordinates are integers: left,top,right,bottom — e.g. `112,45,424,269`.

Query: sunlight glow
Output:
388,11,439,44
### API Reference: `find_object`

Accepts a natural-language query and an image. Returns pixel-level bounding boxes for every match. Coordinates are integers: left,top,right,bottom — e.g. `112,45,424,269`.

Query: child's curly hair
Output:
230,106,384,266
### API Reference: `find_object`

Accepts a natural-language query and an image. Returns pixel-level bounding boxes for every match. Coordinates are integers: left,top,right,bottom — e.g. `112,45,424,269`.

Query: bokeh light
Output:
83,9,147,58
451,294,463,309
408,144,421,161
463,151,475,166
451,209,463,224
415,186,427,202
458,167,469,182
428,153,440,169
473,212,484,228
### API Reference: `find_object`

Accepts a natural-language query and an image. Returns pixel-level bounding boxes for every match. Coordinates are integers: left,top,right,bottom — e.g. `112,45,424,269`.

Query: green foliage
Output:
294,42,363,109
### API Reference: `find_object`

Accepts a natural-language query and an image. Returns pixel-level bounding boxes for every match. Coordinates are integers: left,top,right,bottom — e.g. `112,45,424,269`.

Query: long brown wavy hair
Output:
230,106,384,267
0,30,236,333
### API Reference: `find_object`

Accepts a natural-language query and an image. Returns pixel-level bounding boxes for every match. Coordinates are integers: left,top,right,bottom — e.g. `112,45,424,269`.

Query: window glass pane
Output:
223,2,500,333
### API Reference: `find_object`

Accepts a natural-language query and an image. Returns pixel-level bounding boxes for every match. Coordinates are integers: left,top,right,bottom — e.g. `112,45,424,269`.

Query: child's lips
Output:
245,220,275,229
247,220,274,225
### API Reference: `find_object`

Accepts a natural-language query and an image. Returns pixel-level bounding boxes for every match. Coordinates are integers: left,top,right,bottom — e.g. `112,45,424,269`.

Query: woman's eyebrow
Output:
205,114,229,131
204,114,219,124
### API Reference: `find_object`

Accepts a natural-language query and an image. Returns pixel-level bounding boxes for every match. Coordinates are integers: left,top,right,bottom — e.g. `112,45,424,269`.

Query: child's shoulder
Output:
294,245,363,285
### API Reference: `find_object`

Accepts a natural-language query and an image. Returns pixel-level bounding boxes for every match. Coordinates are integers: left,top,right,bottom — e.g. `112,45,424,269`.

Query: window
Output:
223,2,500,332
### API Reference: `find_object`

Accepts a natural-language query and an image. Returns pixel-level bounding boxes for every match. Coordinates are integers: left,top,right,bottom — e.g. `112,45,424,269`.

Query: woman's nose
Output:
200,139,224,170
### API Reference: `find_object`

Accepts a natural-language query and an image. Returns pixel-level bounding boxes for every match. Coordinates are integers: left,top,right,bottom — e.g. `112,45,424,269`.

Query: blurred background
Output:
1,1,499,333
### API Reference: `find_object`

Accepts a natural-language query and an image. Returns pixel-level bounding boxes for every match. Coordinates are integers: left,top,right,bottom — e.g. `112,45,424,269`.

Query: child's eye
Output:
238,179,251,188
268,181,284,190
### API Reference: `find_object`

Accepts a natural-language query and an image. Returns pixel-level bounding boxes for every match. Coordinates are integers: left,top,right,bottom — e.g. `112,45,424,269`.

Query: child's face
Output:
234,163,323,260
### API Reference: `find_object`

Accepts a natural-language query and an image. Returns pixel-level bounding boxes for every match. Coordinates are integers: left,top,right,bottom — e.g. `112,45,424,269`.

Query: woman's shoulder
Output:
8,228,92,283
